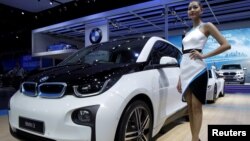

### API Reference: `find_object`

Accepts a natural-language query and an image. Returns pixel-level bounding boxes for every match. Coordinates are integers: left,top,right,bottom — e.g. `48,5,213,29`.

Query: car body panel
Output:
217,64,245,84
9,36,187,141
206,67,225,101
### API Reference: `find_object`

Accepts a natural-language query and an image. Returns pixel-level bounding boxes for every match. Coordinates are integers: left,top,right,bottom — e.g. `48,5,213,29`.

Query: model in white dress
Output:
180,23,208,104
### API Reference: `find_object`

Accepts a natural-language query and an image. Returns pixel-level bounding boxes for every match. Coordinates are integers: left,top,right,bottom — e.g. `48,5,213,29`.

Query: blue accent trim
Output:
182,68,207,98
0,110,8,116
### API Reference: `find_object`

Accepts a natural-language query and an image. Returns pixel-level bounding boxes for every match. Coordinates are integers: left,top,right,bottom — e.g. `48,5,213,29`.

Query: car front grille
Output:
22,82,37,97
38,82,67,98
22,82,67,98
223,72,236,76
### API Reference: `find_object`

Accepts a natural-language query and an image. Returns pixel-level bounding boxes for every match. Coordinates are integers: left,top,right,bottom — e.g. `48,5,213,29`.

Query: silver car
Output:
218,64,246,84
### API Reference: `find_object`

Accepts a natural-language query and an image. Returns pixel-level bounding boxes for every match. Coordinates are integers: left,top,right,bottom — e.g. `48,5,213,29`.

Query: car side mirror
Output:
160,56,178,65
243,68,247,70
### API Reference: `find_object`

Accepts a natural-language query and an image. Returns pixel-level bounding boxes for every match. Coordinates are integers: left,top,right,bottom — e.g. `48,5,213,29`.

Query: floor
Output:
0,92,250,141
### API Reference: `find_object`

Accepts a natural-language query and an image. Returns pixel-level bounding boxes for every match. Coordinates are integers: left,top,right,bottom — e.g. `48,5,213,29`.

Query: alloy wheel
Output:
124,106,151,141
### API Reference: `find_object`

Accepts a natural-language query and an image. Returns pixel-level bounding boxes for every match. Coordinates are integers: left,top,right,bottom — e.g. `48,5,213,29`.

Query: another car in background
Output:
47,42,78,51
217,64,246,84
206,66,225,103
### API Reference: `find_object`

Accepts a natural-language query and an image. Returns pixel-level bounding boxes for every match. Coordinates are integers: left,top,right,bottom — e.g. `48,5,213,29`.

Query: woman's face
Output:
188,1,202,20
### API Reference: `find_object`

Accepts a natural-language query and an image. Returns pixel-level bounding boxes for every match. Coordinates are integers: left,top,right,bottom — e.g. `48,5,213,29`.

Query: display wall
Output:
0,55,53,73
169,27,250,83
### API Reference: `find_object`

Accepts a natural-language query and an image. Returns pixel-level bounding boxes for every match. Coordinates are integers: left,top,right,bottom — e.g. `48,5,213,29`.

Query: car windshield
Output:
58,38,149,66
221,64,241,70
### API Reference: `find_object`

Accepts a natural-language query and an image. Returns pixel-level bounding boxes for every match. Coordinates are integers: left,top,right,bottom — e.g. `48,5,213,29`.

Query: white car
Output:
217,64,246,84
206,66,225,103
9,36,187,141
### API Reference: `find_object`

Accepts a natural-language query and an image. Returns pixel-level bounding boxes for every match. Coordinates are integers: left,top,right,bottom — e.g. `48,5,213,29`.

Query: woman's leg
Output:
185,89,194,139
191,92,203,141
186,88,203,141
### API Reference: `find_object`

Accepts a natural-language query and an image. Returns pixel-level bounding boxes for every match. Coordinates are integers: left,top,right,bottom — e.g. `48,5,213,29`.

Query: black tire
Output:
240,79,245,84
212,84,217,103
115,100,153,141
219,82,225,97
184,115,190,122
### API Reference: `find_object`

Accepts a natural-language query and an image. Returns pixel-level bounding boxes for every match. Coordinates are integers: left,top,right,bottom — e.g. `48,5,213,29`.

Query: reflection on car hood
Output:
25,63,145,85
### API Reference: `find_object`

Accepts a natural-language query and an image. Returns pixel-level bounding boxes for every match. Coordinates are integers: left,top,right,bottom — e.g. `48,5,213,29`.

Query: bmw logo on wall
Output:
89,28,102,44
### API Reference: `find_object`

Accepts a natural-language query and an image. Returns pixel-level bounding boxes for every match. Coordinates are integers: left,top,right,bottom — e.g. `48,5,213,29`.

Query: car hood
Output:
25,63,145,85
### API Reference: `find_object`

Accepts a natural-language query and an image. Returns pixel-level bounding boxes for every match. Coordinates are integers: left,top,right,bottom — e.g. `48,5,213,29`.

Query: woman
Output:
177,1,231,141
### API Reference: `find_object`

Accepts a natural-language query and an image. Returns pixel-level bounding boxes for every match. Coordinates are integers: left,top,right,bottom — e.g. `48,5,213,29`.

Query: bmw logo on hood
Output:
39,76,49,83
89,28,102,44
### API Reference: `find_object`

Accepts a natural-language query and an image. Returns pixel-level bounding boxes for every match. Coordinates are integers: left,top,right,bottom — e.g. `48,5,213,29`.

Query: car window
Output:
221,64,241,69
149,41,182,65
58,38,149,66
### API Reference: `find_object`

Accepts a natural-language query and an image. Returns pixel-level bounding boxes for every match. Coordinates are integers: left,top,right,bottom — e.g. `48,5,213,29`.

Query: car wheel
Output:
219,82,225,97
115,100,153,141
240,79,245,84
212,84,217,103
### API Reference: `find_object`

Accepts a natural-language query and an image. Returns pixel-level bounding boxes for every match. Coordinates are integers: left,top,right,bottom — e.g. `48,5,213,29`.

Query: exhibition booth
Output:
0,0,250,141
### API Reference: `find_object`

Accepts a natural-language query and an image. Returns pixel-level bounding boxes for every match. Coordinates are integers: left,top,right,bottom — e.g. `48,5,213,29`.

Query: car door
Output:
149,41,185,120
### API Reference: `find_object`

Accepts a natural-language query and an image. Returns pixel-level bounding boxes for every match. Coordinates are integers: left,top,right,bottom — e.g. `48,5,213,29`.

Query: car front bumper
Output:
224,75,244,83
9,91,124,141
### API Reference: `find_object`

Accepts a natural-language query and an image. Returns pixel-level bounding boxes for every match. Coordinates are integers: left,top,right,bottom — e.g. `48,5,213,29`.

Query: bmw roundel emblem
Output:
89,28,102,44
40,76,49,83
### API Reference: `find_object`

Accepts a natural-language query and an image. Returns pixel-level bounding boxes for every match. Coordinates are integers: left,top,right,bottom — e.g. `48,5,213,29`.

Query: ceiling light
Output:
161,9,165,16
50,0,54,5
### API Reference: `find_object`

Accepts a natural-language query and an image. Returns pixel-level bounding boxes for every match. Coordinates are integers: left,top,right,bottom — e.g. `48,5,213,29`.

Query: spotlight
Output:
161,9,165,16
110,19,119,29
50,0,54,5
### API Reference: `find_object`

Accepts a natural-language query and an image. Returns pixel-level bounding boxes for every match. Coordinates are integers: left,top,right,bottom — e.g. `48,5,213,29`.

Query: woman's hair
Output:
190,0,203,9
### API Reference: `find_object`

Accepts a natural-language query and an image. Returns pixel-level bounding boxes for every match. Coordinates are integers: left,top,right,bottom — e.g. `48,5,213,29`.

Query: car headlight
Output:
218,72,223,76
207,85,212,89
73,77,120,97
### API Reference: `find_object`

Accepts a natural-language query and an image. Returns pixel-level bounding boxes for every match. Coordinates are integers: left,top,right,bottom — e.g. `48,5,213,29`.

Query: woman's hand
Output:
189,50,203,60
177,79,182,93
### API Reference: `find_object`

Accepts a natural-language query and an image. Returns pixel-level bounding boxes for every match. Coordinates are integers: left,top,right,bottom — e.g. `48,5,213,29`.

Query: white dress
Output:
180,24,208,104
